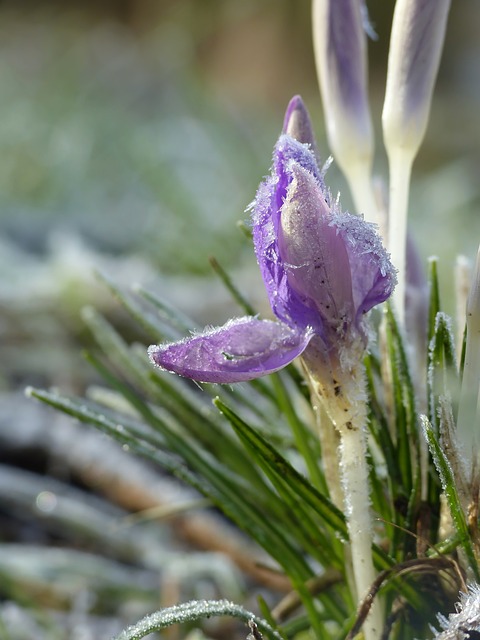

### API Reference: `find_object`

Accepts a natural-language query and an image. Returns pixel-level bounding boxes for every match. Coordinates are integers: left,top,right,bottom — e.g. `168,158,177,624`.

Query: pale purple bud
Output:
382,0,451,155
282,95,318,152
312,0,374,175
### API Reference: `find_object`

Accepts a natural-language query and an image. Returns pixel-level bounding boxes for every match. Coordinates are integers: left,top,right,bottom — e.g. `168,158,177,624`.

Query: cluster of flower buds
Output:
313,0,451,323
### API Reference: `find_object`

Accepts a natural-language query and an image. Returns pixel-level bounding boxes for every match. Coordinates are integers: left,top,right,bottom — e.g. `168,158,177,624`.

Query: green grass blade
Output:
214,397,347,537
112,599,286,640
427,257,441,343
134,285,195,334
421,414,480,580
427,311,459,428
209,256,256,316
270,373,326,493
94,271,172,342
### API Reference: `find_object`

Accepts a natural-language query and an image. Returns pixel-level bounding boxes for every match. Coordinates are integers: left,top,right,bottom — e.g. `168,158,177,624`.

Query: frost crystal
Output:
433,585,480,639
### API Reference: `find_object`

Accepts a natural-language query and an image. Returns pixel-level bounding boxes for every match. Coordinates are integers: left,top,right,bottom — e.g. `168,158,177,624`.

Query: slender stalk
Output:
313,401,343,508
455,255,471,365
335,393,383,640
308,359,383,640
457,247,480,482
386,146,414,325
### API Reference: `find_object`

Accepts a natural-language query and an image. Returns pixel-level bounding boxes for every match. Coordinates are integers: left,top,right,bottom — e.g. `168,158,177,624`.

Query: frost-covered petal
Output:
148,317,313,384
283,95,318,151
330,208,397,323
279,162,355,332
251,134,327,332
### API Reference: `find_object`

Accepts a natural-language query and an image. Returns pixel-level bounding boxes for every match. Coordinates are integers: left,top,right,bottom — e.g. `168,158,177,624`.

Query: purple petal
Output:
384,0,450,131
329,208,397,324
312,0,373,154
282,95,318,152
148,317,313,384
278,162,355,333
251,134,327,331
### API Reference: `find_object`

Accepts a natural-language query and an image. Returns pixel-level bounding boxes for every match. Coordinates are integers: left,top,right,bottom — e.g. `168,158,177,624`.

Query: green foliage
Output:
27,258,478,638
112,600,285,640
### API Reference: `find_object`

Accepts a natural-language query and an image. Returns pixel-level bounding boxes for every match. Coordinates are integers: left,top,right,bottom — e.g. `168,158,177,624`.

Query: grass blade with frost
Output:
421,415,480,580
112,599,286,640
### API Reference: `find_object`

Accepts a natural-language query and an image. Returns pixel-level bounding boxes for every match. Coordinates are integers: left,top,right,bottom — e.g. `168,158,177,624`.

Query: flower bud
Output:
282,95,317,151
382,0,450,323
312,0,373,170
382,0,451,155
312,0,379,225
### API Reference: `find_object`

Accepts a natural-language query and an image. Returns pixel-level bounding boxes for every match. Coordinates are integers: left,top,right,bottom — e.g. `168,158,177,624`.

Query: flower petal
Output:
282,95,318,151
279,162,355,332
251,134,327,332
312,0,374,170
148,317,313,384
329,206,397,323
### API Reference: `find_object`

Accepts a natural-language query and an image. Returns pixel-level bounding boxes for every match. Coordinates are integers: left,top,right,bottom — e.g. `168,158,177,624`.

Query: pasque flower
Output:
148,96,396,386
149,96,396,640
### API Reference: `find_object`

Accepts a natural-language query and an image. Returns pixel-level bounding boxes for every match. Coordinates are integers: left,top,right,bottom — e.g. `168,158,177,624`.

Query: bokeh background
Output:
1,0,479,391
0,1,479,637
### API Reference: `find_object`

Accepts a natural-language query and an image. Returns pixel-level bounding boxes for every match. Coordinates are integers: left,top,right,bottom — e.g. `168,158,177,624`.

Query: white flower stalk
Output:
382,0,451,323
456,255,472,363
457,245,480,484
306,356,383,640
312,0,379,226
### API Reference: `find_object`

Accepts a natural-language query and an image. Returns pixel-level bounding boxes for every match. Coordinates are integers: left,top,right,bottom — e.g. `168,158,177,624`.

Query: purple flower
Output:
149,97,396,384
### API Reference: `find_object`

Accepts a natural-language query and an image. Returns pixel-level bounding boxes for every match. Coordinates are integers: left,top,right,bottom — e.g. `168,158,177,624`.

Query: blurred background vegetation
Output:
0,1,479,376
0,1,479,637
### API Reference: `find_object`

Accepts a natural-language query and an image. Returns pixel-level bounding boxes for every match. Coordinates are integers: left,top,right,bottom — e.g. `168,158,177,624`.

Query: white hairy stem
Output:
313,402,343,508
307,353,383,640
337,419,382,640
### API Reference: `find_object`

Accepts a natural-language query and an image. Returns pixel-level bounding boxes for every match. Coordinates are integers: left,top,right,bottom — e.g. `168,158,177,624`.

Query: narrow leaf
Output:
421,414,480,580
112,599,286,640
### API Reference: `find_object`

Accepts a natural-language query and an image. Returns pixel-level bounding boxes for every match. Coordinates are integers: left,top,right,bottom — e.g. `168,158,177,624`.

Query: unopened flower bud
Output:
312,0,378,224
382,0,451,156
382,0,450,323
283,95,317,151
